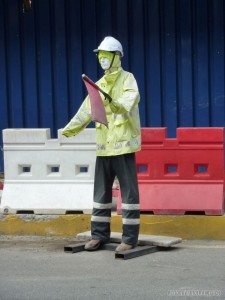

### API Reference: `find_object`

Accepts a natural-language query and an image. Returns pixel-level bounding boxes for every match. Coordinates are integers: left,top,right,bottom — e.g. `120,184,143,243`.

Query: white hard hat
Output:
93,36,123,57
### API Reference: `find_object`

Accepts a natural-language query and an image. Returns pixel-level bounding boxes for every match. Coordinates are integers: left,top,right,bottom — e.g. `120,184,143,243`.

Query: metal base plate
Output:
64,242,158,260
76,231,182,247
64,232,182,259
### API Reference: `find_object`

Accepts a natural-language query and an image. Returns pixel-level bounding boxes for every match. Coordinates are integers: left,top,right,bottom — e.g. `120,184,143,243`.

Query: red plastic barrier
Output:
117,128,225,215
112,189,119,198
0,182,3,190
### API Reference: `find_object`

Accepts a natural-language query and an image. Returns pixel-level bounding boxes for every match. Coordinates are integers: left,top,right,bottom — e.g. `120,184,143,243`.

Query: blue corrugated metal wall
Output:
0,0,225,172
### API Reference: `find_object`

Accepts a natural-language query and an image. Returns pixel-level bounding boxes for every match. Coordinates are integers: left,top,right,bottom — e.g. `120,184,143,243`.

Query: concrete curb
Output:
1,214,225,240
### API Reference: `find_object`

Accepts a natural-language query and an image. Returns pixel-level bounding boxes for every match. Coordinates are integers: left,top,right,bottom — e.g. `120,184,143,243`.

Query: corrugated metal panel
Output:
0,0,224,171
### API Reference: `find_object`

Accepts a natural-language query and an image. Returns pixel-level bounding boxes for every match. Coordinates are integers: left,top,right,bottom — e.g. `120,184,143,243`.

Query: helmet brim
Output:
93,49,123,57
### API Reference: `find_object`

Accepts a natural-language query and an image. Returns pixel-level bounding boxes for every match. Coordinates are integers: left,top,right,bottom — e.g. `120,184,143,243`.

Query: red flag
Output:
82,74,108,127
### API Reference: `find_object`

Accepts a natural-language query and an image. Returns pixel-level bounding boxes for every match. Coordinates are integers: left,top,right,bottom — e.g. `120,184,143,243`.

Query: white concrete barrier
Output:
0,128,96,214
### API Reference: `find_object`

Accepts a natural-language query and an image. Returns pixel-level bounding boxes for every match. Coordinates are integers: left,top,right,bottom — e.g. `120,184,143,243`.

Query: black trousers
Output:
91,153,140,245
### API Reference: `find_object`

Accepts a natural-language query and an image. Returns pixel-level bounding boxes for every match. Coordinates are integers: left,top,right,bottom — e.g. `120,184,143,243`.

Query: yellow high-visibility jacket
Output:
62,67,141,156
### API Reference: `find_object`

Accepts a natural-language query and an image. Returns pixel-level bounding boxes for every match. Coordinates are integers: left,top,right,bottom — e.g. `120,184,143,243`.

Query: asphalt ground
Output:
0,236,224,300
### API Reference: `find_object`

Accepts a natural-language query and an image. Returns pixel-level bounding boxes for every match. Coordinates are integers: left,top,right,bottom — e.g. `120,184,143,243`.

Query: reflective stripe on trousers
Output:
91,153,140,245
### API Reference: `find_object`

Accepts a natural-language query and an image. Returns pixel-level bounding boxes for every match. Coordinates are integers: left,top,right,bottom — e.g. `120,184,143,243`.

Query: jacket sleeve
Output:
61,96,92,137
109,73,140,114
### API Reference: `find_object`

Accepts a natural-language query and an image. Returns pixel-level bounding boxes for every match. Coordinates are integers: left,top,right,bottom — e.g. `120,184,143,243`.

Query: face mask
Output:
98,51,114,70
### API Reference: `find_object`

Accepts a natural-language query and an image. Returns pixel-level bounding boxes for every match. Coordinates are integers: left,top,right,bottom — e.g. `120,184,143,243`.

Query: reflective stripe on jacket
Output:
62,67,141,156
